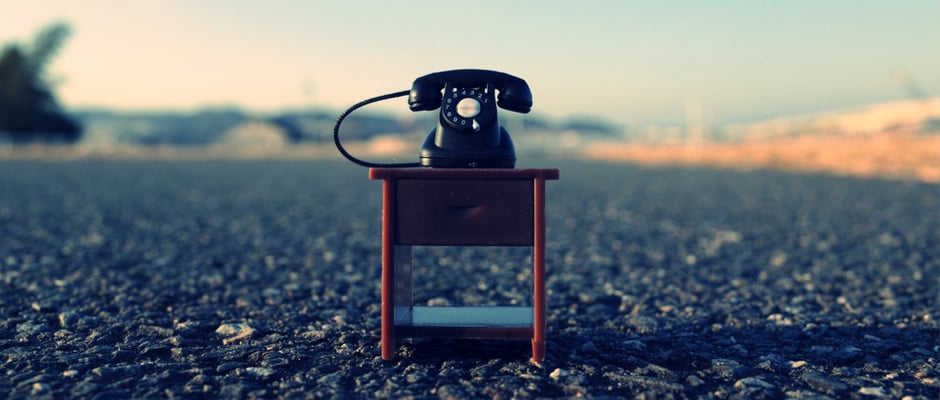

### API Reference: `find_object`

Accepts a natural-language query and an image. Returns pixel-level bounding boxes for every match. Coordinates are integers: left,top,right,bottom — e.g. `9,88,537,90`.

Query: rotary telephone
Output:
334,69,532,168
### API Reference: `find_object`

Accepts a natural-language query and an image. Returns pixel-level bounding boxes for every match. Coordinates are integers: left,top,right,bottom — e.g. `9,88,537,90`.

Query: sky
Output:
3,1,938,126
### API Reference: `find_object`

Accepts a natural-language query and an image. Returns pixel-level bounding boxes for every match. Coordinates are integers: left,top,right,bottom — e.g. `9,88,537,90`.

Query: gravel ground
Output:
1,159,937,399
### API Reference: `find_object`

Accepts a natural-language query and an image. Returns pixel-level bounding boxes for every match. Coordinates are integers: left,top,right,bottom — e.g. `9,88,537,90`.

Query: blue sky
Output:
4,1,938,125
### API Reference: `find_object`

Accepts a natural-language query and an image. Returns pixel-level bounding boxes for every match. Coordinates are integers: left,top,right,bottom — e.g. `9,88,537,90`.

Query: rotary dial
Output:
442,88,490,132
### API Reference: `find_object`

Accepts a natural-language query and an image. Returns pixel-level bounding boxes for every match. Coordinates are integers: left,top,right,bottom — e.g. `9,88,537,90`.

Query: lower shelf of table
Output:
393,306,534,339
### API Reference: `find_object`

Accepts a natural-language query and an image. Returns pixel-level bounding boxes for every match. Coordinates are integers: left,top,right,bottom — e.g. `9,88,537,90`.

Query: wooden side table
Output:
370,168,559,362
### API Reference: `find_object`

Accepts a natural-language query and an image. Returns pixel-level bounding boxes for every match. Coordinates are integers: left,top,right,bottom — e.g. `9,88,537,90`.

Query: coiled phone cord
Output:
333,89,421,168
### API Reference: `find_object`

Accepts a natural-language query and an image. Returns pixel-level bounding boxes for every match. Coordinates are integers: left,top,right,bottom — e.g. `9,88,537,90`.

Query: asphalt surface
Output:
1,159,937,399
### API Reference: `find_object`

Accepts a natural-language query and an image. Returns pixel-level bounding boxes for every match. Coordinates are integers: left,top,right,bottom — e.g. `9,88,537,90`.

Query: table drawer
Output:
395,179,534,245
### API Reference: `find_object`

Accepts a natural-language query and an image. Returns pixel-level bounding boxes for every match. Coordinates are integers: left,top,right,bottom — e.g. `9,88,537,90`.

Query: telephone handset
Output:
333,69,532,169
410,69,531,168
408,69,532,113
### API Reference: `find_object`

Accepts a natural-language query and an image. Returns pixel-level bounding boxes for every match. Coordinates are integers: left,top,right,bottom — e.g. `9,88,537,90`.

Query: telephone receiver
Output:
409,69,532,168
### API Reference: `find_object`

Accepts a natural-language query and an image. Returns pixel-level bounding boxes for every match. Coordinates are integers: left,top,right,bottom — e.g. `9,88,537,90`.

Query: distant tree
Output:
0,21,81,143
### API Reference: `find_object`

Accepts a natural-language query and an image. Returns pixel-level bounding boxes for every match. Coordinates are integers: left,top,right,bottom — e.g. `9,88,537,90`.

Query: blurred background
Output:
2,1,938,181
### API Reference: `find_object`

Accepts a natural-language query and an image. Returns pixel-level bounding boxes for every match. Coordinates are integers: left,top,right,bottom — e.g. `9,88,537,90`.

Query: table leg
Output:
381,180,396,360
532,177,546,363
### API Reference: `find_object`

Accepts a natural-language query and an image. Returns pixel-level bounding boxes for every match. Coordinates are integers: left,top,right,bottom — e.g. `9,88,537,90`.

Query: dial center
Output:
455,98,482,118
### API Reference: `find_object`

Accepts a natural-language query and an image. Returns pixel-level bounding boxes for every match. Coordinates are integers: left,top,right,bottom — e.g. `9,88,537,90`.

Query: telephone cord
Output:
333,89,421,168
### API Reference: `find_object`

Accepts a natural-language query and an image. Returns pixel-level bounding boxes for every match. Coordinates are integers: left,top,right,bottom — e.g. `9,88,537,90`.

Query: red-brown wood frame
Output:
370,168,558,362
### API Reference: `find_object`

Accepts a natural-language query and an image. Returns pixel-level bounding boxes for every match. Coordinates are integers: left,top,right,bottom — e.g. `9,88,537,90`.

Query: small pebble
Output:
580,341,599,354
622,340,646,351
31,382,51,396
734,377,774,389
858,387,888,397
243,367,274,378
549,368,569,380
215,323,255,344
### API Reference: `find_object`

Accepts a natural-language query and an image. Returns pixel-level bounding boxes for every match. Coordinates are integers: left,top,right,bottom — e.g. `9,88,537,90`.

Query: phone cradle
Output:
369,167,559,362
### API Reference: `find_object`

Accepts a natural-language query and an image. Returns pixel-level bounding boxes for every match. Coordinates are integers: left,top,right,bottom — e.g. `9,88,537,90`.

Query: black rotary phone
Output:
410,69,532,168
333,69,532,168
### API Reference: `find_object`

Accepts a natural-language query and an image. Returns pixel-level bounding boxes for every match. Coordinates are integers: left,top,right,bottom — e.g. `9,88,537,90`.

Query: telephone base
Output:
419,128,516,168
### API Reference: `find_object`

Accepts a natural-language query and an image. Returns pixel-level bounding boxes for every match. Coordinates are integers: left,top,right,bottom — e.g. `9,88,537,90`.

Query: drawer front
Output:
396,179,534,246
